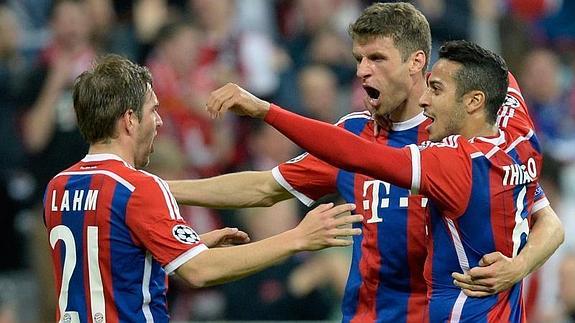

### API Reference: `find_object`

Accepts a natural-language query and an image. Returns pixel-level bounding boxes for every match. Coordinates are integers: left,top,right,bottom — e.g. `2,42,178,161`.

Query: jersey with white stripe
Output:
43,154,207,323
265,73,546,323
275,111,431,323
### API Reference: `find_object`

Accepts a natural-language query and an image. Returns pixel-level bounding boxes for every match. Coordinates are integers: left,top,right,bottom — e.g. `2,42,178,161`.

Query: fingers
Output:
310,202,335,214
466,265,494,280
323,203,357,217
452,271,493,286
452,277,494,293
333,214,363,227
206,83,236,119
479,251,503,267
461,288,493,298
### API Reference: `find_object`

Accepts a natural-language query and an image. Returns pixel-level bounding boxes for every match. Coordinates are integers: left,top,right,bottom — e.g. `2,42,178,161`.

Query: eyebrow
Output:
428,79,443,88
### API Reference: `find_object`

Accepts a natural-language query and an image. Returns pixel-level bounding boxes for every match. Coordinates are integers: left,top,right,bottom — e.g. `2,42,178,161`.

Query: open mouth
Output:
363,85,381,107
363,85,380,100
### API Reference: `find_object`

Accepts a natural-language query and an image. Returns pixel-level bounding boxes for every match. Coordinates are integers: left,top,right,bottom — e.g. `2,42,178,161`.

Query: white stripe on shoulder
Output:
139,170,181,220
164,244,208,274
470,152,484,159
408,144,421,194
484,146,500,159
505,129,534,153
507,86,525,101
272,167,315,206
335,110,372,126
58,170,135,192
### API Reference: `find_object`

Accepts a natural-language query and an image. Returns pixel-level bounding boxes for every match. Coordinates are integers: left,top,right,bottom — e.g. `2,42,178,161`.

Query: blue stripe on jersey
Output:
373,128,421,321
342,116,370,136
339,117,366,321
340,120,425,322
339,168,362,321
148,261,170,322
457,157,499,321
428,204,460,322
529,133,541,154
62,175,92,322
108,183,145,322
508,282,524,321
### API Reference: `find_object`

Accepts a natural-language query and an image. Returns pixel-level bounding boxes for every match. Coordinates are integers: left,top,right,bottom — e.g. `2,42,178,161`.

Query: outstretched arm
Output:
452,204,564,297
168,170,292,208
176,203,363,287
206,83,413,190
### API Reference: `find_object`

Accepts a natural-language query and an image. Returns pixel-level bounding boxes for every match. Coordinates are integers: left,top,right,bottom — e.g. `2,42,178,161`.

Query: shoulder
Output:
128,169,169,193
418,135,463,151
335,110,373,126
334,110,374,135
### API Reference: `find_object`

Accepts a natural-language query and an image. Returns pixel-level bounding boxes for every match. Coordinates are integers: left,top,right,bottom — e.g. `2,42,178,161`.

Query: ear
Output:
463,90,485,114
409,50,427,75
122,109,138,135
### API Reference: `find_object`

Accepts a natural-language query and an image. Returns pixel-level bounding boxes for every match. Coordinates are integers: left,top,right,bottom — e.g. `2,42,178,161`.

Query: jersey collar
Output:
390,112,428,131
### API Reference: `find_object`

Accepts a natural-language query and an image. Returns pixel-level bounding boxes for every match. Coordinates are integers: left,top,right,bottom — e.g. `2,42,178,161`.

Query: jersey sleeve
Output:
496,72,537,138
264,104,474,219
126,174,207,274
411,136,473,219
274,155,339,207
531,182,550,214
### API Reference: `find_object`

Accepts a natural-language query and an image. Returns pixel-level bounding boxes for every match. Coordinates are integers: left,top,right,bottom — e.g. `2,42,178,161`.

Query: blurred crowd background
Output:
0,0,574,322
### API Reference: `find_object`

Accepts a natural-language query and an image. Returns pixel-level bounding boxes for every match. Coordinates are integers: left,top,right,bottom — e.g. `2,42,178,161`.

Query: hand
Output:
200,227,250,248
452,252,527,297
205,83,271,119
292,203,362,251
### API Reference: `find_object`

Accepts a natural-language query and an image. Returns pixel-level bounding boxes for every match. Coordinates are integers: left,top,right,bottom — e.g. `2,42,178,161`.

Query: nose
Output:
419,88,431,109
155,111,163,127
356,57,371,79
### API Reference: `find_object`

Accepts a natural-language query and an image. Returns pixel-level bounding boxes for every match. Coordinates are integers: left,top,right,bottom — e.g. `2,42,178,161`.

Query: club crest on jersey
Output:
172,224,200,244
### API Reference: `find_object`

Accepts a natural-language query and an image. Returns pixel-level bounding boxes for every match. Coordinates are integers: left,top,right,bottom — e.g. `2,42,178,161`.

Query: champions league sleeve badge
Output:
172,224,200,244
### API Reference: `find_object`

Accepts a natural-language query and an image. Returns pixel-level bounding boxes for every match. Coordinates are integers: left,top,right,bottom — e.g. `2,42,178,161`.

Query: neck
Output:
88,140,135,167
389,74,426,123
461,120,498,139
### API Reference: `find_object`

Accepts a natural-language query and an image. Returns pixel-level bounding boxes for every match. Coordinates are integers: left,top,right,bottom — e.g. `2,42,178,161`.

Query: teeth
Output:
369,98,379,106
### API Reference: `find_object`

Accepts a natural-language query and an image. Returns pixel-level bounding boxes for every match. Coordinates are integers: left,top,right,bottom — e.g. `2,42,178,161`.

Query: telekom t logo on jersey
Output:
362,180,428,223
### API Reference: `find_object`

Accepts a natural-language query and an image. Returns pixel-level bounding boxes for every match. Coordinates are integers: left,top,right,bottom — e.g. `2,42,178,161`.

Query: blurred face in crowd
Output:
163,25,199,73
353,36,417,121
134,85,163,168
419,59,467,142
51,1,92,50
298,66,338,122
0,6,20,58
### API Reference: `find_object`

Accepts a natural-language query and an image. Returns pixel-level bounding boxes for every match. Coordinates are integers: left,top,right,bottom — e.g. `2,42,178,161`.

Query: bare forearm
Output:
179,229,299,287
168,171,292,208
517,205,564,275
